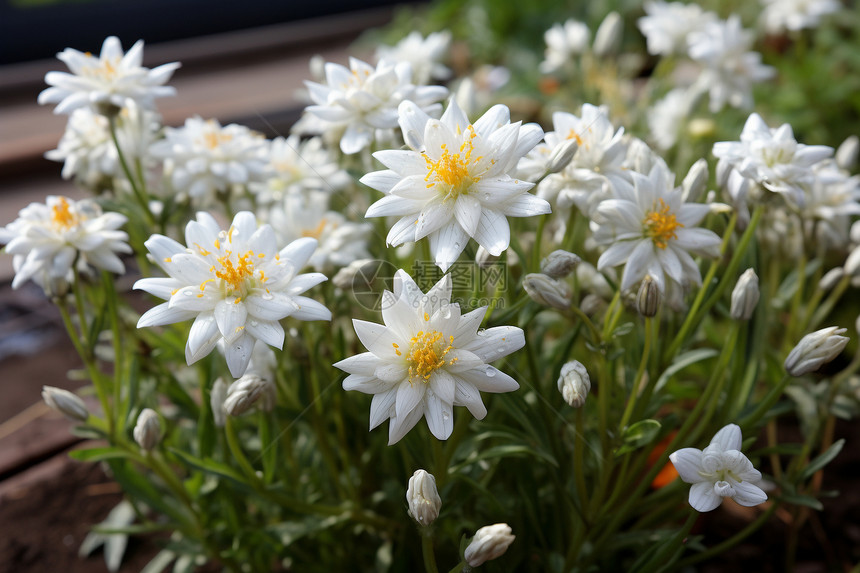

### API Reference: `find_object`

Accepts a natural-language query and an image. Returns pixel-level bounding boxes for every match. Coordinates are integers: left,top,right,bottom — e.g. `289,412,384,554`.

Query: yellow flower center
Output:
424,125,484,200
643,199,683,249
83,53,119,81
405,330,455,384
214,250,256,290
202,129,233,150
51,197,79,230
566,128,584,146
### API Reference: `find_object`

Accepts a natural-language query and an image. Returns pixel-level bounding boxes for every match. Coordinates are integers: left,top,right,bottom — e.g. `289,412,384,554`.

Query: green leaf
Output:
656,349,720,391
615,419,662,456
780,493,823,511
800,439,845,481
106,459,190,526
69,447,131,463
169,448,248,486
450,443,558,472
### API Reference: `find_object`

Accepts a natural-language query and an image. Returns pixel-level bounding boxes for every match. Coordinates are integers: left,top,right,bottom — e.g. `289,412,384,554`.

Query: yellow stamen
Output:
643,199,683,249
214,250,256,290
406,330,455,384
424,125,482,200
301,219,328,239
50,197,78,230
566,128,584,146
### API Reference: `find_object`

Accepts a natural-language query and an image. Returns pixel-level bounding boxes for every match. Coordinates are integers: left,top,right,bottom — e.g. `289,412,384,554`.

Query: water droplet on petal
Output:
485,367,496,377
183,290,192,296
442,411,450,420
250,320,259,327
262,292,274,300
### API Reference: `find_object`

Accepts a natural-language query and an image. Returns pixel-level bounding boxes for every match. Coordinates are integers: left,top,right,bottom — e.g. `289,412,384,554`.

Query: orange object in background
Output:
648,431,679,489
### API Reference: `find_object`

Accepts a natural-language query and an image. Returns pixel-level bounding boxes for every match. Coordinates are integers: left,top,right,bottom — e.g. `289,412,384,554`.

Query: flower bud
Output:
576,262,614,300
540,250,581,279
784,327,850,376
133,408,161,451
42,386,88,422
637,275,660,317
522,273,571,310
332,258,378,290
730,268,760,320
819,267,844,291
546,138,579,174
224,374,276,416
211,377,228,427
836,135,859,171
558,361,591,407
579,294,605,316
406,469,442,526
464,523,515,567
593,11,622,57
475,246,496,268
845,245,860,277
682,158,708,203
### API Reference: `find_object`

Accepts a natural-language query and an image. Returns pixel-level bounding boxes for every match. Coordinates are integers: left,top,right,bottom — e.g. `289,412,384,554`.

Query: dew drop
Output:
183,290,192,296
441,307,451,319
485,367,496,377
483,193,490,201
250,320,259,327
442,411,451,420
453,242,461,250
262,292,274,300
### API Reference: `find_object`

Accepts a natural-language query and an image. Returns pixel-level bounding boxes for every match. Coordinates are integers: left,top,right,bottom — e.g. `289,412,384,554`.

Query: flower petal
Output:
688,481,723,512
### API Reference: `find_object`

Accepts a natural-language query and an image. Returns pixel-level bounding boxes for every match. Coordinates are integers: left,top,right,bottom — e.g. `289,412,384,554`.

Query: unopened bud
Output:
475,246,496,268
682,158,708,203
730,268,760,320
850,220,860,244
406,469,442,526
465,523,515,567
593,12,622,57
576,262,614,300
784,327,850,376
819,267,845,291
540,250,581,278
42,386,88,422
332,258,378,290
224,374,276,416
637,275,660,317
211,377,228,427
523,273,571,310
558,361,591,407
845,246,860,277
836,135,859,171
546,139,579,174
133,408,161,451
579,294,605,316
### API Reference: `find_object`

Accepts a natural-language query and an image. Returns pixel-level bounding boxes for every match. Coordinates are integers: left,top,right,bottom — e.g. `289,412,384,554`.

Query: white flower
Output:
150,117,268,204
46,105,160,186
688,15,776,112
593,11,623,57
784,326,850,376
224,373,276,416
267,191,372,272
539,19,591,74
637,1,716,56
648,88,696,151
0,195,131,291
42,386,89,422
801,163,860,248
375,31,452,85
362,99,549,272
464,523,516,567
133,408,162,451
558,361,590,407
730,268,760,321
713,113,833,206
38,36,180,115
670,424,768,512
334,270,524,445
406,469,442,525
249,135,350,205
536,105,628,217
304,57,448,154
592,166,722,293
760,0,840,33
134,211,331,377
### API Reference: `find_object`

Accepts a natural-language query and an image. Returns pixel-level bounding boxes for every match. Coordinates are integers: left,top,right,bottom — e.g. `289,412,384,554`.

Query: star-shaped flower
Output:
362,99,550,271
670,424,768,512
334,270,524,445
134,211,331,377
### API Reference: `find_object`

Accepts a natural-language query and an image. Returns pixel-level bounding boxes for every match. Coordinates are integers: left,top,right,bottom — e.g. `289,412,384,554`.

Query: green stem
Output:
638,511,698,573
108,115,155,226
225,417,260,484
618,317,652,431
531,214,549,272
422,531,440,573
